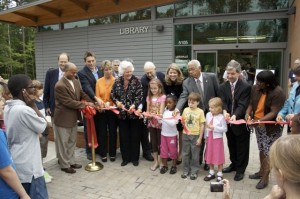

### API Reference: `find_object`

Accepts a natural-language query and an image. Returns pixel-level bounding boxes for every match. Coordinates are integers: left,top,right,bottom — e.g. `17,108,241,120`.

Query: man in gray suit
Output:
175,59,219,170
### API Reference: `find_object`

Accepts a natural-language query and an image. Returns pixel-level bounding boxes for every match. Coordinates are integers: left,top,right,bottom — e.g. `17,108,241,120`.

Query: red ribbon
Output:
97,107,120,115
228,119,290,125
81,102,98,149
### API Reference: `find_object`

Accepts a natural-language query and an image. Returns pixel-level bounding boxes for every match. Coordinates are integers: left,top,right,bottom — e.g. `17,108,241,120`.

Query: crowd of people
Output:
1,51,300,199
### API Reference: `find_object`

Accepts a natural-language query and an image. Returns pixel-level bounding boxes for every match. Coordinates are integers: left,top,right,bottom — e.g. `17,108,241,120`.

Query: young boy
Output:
32,80,53,183
181,92,205,180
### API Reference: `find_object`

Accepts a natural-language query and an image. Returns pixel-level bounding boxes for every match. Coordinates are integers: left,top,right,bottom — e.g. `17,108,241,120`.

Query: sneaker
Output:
190,174,197,180
181,173,189,179
160,166,168,174
170,166,177,174
44,171,52,183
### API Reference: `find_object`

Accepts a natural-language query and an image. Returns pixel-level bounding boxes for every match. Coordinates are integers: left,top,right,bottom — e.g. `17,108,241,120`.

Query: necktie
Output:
231,83,235,115
296,86,300,97
196,79,204,109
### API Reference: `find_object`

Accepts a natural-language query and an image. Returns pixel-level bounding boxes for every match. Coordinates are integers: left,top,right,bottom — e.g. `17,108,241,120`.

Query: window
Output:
193,0,237,15
156,4,174,18
238,0,288,12
175,1,192,17
121,8,151,22
38,24,59,32
175,24,192,45
90,15,119,25
64,20,88,29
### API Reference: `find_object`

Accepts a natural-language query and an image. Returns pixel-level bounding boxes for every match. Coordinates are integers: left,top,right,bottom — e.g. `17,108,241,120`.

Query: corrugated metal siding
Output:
35,18,173,82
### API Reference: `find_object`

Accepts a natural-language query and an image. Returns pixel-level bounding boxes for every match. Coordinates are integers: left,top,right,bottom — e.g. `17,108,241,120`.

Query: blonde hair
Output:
165,63,184,85
270,135,300,184
208,97,223,114
101,60,112,70
148,79,164,98
32,80,43,96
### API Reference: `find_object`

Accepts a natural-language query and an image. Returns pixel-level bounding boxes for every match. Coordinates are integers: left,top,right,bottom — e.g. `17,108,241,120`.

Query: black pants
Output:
226,124,250,174
96,111,118,158
119,118,141,162
140,120,152,155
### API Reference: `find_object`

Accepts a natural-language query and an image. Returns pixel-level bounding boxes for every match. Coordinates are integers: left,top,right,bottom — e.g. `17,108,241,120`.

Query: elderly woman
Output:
95,60,118,162
163,63,184,164
245,70,285,189
111,60,143,166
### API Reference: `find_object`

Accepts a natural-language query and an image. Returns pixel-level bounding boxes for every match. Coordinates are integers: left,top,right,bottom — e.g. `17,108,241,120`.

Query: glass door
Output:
258,50,283,84
195,51,217,73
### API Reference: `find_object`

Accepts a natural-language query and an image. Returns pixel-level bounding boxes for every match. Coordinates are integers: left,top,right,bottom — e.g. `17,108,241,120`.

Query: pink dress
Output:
205,118,225,165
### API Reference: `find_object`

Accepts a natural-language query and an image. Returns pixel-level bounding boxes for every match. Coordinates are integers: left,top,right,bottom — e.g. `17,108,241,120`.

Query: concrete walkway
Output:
44,130,284,199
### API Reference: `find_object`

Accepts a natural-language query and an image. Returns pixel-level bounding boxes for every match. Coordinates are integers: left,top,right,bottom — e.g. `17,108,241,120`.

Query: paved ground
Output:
44,130,285,199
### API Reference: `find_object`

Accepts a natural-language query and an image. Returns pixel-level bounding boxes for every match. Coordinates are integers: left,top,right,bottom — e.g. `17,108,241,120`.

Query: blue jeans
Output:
22,176,48,199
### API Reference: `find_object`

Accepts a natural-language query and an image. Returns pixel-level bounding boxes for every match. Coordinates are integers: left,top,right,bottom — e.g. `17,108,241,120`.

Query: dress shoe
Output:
110,157,116,162
234,173,244,181
203,164,209,171
143,154,154,161
222,165,236,173
204,174,215,181
87,153,92,160
121,161,129,166
61,167,76,174
101,157,107,162
256,180,268,189
249,172,262,179
71,164,82,169
132,161,139,166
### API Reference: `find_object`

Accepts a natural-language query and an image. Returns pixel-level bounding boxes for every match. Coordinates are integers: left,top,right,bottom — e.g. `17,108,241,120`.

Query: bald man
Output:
54,62,94,174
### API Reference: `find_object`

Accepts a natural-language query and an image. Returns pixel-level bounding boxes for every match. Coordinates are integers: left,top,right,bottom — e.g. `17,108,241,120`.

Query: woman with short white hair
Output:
111,60,143,167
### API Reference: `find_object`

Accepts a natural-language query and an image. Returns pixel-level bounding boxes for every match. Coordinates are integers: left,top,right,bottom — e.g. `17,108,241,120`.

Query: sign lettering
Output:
120,26,149,35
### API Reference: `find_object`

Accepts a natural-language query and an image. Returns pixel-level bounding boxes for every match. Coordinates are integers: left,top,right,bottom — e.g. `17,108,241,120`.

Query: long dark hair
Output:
256,70,278,90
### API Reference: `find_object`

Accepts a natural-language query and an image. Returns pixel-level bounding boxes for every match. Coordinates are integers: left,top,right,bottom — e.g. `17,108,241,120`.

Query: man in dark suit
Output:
54,62,94,174
43,52,69,158
175,59,219,170
77,51,103,160
138,61,165,161
218,60,251,181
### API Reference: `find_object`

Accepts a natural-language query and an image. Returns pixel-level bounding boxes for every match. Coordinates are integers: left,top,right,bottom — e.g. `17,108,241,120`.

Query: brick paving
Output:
45,131,285,199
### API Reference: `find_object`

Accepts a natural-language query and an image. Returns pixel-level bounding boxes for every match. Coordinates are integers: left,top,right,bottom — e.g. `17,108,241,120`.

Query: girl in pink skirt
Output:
203,97,227,182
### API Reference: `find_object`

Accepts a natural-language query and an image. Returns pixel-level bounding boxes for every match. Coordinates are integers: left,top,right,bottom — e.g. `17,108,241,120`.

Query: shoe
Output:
190,174,197,180
143,153,154,161
223,165,236,173
61,167,76,174
249,172,262,179
216,176,223,182
70,164,82,169
176,160,182,165
132,161,139,166
234,173,244,181
181,173,189,179
87,153,92,160
204,164,209,171
150,164,159,171
110,157,116,162
204,174,215,181
44,171,52,183
256,180,268,189
121,161,129,166
160,166,168,174
101,157,107,162
170,166,177,174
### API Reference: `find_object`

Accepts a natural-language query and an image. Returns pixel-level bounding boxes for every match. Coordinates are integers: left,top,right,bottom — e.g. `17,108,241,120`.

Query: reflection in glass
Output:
258,51,282,83
64,20,89,29
193,0,237,15
156,4,174,18
175,24,192,45
121,9,151,22
38,24,59,32
196,52,217,73
175,1,192,16
193,22,237,44
90,15,119,25
175,46,192,78
238,19,288,43
239,0,288,12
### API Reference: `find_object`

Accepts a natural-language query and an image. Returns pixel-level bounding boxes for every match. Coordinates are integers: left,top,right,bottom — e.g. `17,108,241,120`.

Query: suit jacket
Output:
218,79,251,120
176,72,219,113
43,68,59,116
78,66,103,100
218,79,251,136
54,77,92,128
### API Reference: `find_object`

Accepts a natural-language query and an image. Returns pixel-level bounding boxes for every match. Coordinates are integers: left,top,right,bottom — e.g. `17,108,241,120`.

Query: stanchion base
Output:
85,162,104,172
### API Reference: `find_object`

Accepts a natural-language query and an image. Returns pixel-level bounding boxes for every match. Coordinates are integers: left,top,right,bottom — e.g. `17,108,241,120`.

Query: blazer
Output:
248,85,285,133
54,77,92,128
278,82,300,119
218,79,251,120
204,112,227,139
176,72,219,113
43,68,59,116
78,66,103,101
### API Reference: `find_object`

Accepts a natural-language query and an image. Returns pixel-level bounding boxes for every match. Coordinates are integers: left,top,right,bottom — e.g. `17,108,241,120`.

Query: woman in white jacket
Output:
203,97,228,182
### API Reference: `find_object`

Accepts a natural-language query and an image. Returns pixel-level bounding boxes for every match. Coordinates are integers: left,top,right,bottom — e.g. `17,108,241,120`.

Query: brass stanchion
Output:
85,121,103,172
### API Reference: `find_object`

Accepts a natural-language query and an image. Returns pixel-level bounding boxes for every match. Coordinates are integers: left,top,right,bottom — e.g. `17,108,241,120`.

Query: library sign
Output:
120,26,149,35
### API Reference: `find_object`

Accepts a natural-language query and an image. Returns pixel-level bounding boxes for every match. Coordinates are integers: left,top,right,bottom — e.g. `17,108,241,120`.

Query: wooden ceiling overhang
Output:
0,0,178,27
